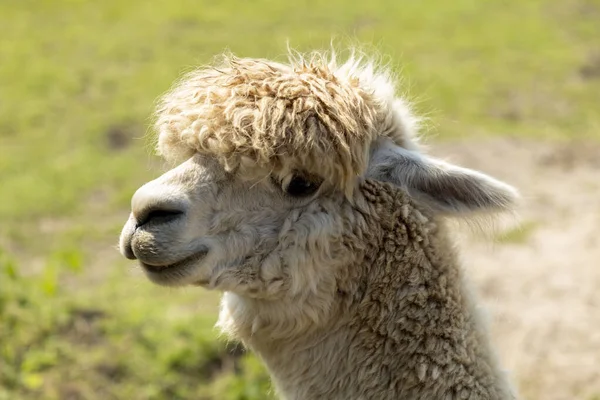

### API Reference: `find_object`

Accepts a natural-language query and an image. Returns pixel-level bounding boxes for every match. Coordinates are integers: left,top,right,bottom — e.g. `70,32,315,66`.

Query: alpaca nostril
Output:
136,208,184,228
131,181,189,228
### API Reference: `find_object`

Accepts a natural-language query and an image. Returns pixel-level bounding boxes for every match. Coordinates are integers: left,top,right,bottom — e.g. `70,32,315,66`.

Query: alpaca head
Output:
119,50,517,333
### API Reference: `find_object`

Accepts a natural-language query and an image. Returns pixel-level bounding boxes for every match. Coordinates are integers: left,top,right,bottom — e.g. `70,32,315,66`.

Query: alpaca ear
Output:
367,141,519,216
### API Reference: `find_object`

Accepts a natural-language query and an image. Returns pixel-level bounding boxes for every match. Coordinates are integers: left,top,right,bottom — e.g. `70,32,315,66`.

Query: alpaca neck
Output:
224,182,515,399
251,247,513,399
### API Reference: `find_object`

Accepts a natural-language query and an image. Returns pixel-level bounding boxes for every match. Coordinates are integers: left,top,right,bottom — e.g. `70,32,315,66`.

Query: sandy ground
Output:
430,137,600,400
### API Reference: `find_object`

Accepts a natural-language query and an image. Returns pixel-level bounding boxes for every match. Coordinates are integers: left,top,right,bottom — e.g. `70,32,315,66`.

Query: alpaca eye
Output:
285,175,321,198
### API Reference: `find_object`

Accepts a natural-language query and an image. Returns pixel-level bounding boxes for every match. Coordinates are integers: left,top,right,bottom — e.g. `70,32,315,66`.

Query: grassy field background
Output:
1,0,599,399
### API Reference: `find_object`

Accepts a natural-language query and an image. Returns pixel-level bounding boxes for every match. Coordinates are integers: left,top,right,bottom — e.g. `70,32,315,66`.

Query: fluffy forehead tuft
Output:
154,49,420,196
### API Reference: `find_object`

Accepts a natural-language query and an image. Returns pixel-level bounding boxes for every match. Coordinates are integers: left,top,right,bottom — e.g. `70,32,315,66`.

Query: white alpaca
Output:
119,49,519,399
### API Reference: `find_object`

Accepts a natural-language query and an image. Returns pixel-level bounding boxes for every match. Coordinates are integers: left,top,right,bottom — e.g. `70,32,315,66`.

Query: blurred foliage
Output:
1,0,599,398
0,249,274,399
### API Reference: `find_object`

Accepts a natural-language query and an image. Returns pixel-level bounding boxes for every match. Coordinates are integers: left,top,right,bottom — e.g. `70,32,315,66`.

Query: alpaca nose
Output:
131,183,188,228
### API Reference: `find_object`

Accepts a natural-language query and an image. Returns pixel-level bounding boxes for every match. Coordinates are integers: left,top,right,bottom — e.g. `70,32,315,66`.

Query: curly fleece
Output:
220,180,516,400
154,52,419,197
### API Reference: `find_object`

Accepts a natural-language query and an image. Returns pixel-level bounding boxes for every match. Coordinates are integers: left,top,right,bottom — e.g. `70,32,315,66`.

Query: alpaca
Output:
119,49,519,400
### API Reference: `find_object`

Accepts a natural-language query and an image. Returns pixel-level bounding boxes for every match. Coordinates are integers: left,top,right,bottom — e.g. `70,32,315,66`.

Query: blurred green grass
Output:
1,0,599,398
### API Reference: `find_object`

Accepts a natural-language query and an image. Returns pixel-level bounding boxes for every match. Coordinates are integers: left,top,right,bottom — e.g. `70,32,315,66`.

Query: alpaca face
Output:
119,152,353,298
119,136,517,301
119,51,518,308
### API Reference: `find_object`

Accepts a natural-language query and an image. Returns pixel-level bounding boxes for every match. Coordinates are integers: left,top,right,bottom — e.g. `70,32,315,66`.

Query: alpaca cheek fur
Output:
216,205,372,344
215,211,356,340
206,202,348,301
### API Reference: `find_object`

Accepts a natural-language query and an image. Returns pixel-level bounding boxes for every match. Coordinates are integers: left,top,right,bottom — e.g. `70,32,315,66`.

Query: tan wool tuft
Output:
154,50,417,196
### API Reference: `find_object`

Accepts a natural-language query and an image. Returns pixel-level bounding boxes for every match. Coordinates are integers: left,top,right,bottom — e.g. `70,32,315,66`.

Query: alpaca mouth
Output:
140,249,209,286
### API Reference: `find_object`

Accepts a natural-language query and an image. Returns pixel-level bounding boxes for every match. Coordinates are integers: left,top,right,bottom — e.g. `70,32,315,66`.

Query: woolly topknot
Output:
154,49,420,196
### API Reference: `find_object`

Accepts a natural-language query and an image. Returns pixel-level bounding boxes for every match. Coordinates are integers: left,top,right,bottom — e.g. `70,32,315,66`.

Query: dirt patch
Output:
430,137,600,400
351,16,380,32
580,52,600,80
488,89,572,122
105,123,141,151
60,307,107,347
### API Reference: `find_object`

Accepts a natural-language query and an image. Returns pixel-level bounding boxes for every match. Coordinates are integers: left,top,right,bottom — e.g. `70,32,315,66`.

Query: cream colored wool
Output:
119,49,519,400
154,52,419,196
220,180,516,399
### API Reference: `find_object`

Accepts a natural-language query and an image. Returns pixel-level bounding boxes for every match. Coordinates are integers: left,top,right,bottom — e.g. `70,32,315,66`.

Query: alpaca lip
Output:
140,250,208,274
